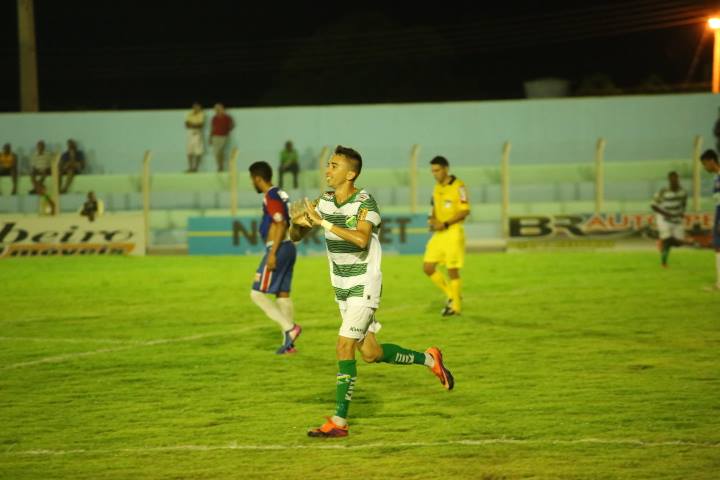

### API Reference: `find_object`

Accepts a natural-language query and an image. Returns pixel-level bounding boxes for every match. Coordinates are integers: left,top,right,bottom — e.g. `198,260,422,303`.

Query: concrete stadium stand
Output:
1,161,715,248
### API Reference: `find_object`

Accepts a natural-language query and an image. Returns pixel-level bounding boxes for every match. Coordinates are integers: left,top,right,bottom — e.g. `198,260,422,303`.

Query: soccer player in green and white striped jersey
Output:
289,145,454,438
651,171,688,267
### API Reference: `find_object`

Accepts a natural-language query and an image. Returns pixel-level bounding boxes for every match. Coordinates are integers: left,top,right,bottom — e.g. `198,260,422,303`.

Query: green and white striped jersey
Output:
652,187,687,224
314,188,382,307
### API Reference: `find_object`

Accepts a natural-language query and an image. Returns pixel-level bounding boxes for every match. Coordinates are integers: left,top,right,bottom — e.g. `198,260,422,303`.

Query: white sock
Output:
250,290,293,331
276,297,295,329
716,252,720,288
331,415,348,427
424,353,435,368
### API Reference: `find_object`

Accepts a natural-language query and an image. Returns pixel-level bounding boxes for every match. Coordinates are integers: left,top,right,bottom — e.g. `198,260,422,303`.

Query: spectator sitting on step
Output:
80,191,103,222
30,140,54,194
278,140,300,189
0,143,18,195
60,139,85,193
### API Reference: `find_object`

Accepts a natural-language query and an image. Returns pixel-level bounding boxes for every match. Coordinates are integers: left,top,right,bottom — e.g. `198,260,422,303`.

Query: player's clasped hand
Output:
303,198,322,226
290,200,312,227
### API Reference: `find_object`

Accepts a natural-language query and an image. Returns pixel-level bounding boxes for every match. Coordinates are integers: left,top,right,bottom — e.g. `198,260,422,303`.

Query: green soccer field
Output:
1,251,719,479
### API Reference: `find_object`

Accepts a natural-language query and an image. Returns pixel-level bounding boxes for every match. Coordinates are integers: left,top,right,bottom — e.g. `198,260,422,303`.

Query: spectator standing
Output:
278,140,300,189
185,102,205,173
0,143,18,195
210,103,234,172
29,140,54,194
59,139,85,193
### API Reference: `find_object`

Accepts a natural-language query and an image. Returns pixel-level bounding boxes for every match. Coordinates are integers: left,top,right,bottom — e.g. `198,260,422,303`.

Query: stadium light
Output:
710,17,720,94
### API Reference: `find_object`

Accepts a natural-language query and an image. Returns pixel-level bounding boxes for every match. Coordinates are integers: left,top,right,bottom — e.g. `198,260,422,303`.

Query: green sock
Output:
661,241,670,265
378,343,426,365
335,360,357,419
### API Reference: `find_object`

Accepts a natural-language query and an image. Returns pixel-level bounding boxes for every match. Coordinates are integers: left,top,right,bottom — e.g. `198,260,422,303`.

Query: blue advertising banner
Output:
188,214,430,255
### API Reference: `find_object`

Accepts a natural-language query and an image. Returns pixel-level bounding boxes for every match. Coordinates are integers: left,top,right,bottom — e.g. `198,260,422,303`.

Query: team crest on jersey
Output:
346,215,358,228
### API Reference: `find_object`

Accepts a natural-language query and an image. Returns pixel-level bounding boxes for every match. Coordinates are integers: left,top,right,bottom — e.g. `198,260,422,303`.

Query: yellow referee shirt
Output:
431,175,470,227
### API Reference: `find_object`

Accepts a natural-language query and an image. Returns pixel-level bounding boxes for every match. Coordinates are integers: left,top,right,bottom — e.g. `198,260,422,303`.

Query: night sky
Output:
1,0,719,111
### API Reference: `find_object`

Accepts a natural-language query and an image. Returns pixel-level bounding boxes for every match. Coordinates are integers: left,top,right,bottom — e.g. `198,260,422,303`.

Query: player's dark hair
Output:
335,145,362,179
430,156,449,167
668,171,678,178
700,149,719,164
248,161,272,182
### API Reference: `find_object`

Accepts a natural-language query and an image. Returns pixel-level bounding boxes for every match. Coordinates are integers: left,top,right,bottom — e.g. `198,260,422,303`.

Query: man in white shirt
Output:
29,140,54,194
185,102,205,172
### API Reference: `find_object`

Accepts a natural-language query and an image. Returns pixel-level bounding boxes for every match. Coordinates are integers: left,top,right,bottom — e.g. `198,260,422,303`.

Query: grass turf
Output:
1,250,719,479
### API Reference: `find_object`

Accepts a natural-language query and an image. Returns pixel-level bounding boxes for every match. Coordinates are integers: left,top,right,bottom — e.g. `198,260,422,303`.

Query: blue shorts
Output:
714,207,720,249
252,241,297,294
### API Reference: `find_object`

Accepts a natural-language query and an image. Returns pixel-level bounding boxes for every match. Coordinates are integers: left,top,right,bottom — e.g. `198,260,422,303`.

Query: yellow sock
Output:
429,271,451,298
449,278,462,313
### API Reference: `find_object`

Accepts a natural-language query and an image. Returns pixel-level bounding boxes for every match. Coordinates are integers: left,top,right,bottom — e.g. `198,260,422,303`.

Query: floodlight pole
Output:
17,0,39,111
710,17,720,93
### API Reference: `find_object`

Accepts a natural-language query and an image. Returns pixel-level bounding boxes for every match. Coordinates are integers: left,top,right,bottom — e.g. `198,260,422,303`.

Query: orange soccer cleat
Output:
425,347,455,390
307,417,349,438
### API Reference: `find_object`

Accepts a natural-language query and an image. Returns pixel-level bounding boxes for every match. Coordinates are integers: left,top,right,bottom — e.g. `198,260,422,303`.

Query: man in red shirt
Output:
210,103,234,172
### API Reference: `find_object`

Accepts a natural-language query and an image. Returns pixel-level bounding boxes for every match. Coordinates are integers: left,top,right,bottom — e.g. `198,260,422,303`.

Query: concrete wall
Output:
1,93,716,174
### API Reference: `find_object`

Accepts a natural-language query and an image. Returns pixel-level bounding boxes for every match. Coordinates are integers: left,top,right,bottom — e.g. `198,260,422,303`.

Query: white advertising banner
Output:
0,214,146,257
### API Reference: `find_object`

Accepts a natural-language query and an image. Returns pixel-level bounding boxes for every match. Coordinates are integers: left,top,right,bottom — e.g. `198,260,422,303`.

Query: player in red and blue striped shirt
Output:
248,161,302,353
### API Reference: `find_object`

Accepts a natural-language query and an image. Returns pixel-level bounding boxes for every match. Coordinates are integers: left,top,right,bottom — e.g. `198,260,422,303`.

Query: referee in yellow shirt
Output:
423,156,470,316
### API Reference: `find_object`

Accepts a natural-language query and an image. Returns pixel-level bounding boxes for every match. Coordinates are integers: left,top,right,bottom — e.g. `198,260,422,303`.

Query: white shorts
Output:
338,301,382,340
187,130,203,155
656,215,684,240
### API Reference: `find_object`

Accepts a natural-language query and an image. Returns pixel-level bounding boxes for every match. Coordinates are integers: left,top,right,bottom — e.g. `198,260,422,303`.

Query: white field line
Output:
1,327,256,371
0,336,139,345
4,438,719,456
